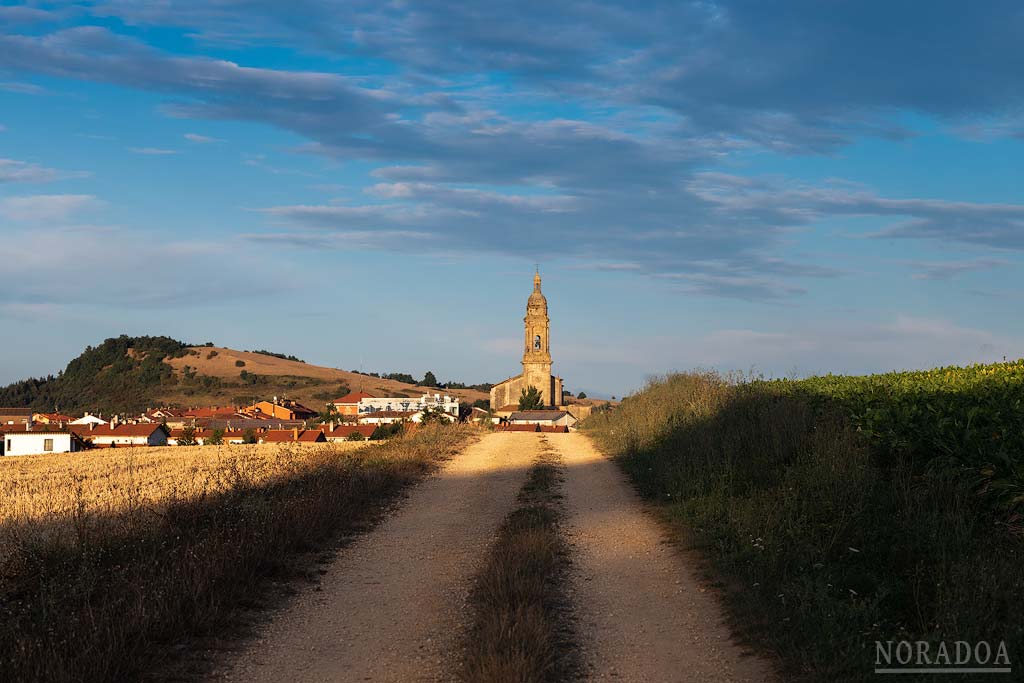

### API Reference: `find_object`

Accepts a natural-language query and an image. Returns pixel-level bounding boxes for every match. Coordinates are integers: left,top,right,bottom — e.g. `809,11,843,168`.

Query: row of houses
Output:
0,391,579,457
0,422,386,456
329,391,460,417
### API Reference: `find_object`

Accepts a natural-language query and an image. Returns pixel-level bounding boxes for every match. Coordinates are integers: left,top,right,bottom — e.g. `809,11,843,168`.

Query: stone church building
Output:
490,270,565,410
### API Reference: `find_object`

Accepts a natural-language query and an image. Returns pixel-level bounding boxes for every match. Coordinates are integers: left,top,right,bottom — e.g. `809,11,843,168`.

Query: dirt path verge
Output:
461,435,578,682
214,432,539,682
552,432,774,682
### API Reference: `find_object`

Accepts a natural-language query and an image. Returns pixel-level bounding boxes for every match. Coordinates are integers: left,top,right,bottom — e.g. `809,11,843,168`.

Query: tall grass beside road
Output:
0,427,474,682
585,372,1023,681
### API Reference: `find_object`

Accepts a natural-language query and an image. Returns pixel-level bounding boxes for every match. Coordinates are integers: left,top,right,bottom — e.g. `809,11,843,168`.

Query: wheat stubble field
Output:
0,429,474,682
1,442,375,526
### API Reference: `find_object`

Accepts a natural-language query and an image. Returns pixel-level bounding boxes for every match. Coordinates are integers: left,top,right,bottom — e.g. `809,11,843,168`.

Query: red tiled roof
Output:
36,412,75,421
324,425,376,439
333,391,376,404
262,429,326,443
71,424,166,438
2,424,75,434
168,428,251,439
148,408,186,418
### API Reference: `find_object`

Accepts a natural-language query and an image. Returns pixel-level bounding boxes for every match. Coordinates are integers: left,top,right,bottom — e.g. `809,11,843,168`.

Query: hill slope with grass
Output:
0,335,490,415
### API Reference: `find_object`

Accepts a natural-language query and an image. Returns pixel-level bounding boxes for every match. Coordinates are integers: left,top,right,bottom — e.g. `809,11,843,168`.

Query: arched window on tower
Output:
534,334,541,350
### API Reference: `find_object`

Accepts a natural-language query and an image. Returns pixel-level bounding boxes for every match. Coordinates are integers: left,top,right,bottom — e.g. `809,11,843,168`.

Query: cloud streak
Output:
1,5,1021,301
0,158,88,183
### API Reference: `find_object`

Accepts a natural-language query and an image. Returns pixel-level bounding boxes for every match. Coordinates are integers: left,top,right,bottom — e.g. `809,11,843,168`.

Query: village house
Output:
331,391,377,416
71,422,169,447
357,393,460,417
357,410,419,425
507,410,578,428
357,408,459,425
260,428,326,444
184,406,244,421
71,413,107,426
0,407,32,427
141,408,188,428
32,412,75,424
2,425,88,456
247,399,318,421
167,428,253,446
323,424,377,441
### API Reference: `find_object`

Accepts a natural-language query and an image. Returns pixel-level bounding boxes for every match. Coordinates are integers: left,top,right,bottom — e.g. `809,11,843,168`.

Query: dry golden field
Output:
0,427,476,682
0,442,376,528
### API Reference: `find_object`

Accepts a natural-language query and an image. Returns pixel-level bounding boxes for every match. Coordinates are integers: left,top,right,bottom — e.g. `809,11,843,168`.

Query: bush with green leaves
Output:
518,385,543,410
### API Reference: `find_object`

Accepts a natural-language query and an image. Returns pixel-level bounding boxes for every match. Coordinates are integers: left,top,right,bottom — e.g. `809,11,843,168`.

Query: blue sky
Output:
1,2,1023,398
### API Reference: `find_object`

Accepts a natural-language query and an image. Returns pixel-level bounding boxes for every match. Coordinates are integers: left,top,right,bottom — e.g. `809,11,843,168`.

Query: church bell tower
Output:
522,269,558,406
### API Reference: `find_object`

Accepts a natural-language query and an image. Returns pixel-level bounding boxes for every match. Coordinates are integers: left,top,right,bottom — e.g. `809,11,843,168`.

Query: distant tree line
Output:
246,350,305,363
349,368,492,391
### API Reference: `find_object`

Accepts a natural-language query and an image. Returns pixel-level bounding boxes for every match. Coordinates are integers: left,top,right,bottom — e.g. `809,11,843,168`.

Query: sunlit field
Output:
1,442,375,527
0,427,475,683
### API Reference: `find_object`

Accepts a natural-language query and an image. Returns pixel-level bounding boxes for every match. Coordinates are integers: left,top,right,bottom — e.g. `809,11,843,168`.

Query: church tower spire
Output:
522,269,555,405
488,269,564,410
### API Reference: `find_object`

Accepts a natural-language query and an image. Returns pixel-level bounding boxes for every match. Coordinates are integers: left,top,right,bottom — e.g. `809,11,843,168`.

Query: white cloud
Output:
0,194,98,221
128,146,178,155
0,81,46,94
183,132,222,143
0,157,87,183
909,258,1009,281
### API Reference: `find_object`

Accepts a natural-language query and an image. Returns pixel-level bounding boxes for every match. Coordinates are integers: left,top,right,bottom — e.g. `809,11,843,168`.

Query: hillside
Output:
0,335,490,415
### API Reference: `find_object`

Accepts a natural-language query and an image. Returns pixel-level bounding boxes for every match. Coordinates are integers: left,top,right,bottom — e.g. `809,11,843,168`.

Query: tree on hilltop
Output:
420,371,438,387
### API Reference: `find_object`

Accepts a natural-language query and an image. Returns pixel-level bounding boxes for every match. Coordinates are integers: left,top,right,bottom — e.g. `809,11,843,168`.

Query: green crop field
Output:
586,361,1024,680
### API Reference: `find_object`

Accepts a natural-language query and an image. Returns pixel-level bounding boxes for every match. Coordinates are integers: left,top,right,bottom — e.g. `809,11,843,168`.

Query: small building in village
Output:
331,391,377,416
71,413,108,426
248,399,319,421
33,412,75,424
260,428,326,444
357,408,458,426
2,425,88,456
0,407,33,427
323,424,377,441
507,410,578,428
357,393,460,416
71,423,169,447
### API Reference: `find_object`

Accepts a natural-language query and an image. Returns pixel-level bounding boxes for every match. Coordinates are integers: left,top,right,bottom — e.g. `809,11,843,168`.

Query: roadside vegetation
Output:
0,425,474,682
585,366,1024,680
462,437,577,682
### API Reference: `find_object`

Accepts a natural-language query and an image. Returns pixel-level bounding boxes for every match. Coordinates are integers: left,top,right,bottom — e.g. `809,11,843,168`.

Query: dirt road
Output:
219,431,771,682
552,432,773,682
218,432,540,682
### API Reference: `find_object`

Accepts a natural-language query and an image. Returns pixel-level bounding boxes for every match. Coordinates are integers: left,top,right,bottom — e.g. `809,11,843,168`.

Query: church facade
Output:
490,270,564,410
